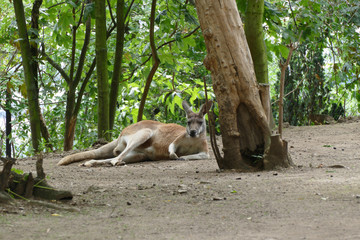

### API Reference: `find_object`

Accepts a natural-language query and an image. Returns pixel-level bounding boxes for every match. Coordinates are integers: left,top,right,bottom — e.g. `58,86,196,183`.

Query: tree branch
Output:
73,17,91,87
107,0,116,25
42,51,71,84
124,26,200,82
74,59,97,118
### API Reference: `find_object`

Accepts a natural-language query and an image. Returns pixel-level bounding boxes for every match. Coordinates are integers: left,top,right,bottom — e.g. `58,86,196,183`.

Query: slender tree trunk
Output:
244,0,274,129
109,0,125,130
137,0,160,122
30,0,53,151
13,0,41,152
5,86,12,158
95,0,110,139
245,0,268,84
278,44,295,137
63,87,76,151
64,17,92,150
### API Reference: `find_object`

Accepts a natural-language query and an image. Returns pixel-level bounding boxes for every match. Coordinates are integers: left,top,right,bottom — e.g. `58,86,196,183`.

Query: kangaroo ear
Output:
182,100,193,115
199,100,213,116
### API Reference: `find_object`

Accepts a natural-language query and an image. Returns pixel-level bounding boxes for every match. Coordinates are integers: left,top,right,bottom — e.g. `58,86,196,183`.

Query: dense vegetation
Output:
0,0,359,158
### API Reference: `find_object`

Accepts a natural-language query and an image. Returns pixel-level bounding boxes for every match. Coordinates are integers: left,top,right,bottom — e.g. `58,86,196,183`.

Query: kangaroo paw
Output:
80,160,96,167
111,159,126,166
169,152,179,160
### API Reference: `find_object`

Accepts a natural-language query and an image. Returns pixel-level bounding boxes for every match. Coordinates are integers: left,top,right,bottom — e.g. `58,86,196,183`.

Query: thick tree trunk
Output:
95,0,110,140
195,0,291,170
13,0,41,152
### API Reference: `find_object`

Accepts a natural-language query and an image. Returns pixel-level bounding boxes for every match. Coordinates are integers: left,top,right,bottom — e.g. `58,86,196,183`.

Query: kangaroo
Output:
57,100,213,167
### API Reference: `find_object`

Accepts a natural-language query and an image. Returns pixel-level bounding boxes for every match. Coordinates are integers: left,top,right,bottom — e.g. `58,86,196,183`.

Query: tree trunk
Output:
43,15,94,151
195,0,291,170
137,0,160,122
245,0,268,84
5,86,11,158
63,87,77,151
13,0,41,152
31,0,54,151
95,0,110,140
109,0,125,131
64,17,92,151
278,44,295,138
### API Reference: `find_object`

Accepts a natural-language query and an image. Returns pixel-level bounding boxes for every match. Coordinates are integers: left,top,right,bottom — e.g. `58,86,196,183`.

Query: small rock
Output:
213,197,224,201
328,165,345,168
199,181,211,184
178,184,188,194
137,185,146,190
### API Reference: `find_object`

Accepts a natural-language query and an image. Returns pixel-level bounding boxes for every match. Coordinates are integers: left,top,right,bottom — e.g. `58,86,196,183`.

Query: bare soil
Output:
1,120,360,240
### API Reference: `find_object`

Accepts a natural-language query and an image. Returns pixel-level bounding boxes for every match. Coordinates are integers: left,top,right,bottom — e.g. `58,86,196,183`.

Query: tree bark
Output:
137,0,160,122
245,0,268,84
31,0,54,151
13,0,42,152
5,85,11,158
62,16,92,151
109,0,125,130
278,44,295,138
95,0,110,140
195,0,292,171
195,0,270,170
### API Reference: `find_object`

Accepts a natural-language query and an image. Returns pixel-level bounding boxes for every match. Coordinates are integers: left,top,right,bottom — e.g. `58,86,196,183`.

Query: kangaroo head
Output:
182,100,213,138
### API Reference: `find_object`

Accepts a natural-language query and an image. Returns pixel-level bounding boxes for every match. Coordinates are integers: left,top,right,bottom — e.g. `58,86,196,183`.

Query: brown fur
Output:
57,100,213,167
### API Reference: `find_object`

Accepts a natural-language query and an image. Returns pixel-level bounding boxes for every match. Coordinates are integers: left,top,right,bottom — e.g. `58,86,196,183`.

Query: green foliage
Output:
1,0,215,157
267,0,360,125
1,0,359,157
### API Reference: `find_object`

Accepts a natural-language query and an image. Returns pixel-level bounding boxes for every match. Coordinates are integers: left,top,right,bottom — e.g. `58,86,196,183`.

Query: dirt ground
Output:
1,120,360,240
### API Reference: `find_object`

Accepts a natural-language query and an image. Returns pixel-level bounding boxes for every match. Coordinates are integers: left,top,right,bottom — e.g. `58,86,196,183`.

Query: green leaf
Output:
183,8,198,25
11,168,24,175
84,2,95,21
66,0,80,8
278,45,290,59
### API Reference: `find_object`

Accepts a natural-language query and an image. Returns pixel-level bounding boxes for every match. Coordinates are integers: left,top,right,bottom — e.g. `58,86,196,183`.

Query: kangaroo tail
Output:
57,140,118,166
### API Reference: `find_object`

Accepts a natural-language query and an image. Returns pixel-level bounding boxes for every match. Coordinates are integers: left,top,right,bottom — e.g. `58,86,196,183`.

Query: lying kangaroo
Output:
57,100,213,167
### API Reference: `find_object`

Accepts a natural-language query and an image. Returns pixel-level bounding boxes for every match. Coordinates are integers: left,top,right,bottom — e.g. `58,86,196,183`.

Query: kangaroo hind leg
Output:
82,128,154,167
111,128,153,166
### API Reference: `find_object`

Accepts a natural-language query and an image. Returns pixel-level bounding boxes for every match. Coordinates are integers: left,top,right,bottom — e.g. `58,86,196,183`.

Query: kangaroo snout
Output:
190,130,197,137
